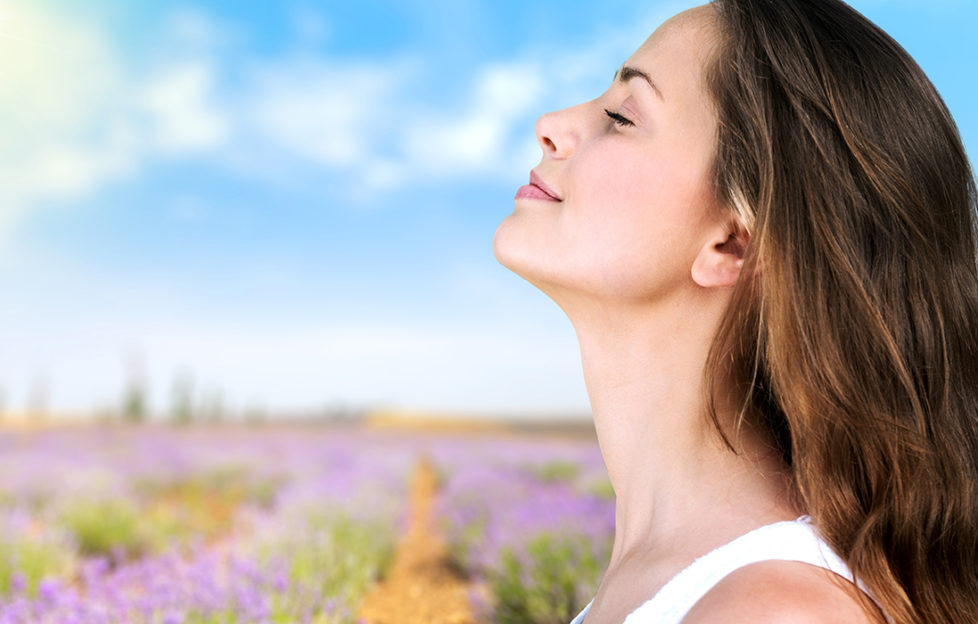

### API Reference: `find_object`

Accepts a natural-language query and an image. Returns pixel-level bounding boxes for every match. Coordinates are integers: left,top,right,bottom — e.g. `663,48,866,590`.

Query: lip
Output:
515,171,562,202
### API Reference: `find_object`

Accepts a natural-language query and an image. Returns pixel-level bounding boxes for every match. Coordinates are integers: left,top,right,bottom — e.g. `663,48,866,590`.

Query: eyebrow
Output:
614,65,664,100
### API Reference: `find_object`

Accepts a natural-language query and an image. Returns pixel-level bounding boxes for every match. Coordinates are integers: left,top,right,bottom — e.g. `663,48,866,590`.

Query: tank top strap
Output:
570,516,869,624
623,516,854,623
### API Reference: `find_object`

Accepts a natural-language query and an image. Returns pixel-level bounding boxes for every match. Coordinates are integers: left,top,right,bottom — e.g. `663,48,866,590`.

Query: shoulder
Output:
680,560,879,624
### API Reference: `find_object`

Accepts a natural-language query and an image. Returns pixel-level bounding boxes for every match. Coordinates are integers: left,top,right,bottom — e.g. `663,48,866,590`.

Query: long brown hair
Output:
703,0,978,622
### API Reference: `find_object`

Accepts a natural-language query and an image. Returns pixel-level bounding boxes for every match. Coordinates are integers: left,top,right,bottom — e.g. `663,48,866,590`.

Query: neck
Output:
567,290,797,570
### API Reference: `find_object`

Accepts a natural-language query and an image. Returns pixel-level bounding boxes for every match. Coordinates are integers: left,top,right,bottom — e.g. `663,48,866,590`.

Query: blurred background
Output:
1,0,975,423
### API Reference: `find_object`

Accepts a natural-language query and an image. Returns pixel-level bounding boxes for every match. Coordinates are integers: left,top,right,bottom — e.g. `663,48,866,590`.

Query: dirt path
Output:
357,458,479,624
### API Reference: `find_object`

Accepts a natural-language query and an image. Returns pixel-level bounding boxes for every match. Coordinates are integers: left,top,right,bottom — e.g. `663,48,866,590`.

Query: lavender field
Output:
0,423,614,623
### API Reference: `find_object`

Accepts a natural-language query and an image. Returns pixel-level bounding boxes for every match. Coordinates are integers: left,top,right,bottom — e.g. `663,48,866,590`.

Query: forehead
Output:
623,5,719,103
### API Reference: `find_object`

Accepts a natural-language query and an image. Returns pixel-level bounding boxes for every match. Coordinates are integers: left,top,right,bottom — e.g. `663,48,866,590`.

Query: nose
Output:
535,105,581,159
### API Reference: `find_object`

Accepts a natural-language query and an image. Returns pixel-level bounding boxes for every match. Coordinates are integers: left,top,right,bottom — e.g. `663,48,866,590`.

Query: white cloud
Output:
248,59,407,167
139,61,231,154
403,116,505,174
0,2,231,235
400,61,544,177
23,136,138,199
0,0,687,229
363,12,679,187
226,34,641,192
360,159,407,192
477,63,546,117
0,1,132,231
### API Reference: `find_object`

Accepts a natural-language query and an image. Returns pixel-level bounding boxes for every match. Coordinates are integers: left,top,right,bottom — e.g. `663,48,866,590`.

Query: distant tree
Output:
200,387,225,423
121,352,148,423
121,380,147,423
170,373,195,425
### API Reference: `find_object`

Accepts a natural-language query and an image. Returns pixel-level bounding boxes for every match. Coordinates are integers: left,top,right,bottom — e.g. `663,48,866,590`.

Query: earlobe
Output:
691,225,749,288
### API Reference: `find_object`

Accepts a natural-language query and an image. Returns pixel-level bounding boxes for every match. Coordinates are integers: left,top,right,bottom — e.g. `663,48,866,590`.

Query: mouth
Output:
515,171,562,202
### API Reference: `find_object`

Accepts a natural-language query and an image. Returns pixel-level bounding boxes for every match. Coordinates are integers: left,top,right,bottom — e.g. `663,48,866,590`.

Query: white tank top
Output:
569,516,870,624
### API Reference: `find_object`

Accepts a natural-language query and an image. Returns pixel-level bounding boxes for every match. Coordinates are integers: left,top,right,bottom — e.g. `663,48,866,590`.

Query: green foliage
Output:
255,510,396,623
586,478,616,500
0,530,74,597
447,512,488,573
60,499,150,558
133,466,288,546
492,533,608,624
170,374,195,424
122,382,147,423
529,460,581,485
294,514,393,601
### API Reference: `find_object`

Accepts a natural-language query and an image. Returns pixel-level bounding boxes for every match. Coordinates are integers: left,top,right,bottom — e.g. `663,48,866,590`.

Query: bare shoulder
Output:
680,560,879,624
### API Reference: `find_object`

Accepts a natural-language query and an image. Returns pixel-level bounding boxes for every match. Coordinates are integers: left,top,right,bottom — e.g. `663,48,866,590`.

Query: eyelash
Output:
604,108,634,127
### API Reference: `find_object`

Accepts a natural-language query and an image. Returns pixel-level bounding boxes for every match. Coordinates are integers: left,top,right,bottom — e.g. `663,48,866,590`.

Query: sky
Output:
1,0,975,420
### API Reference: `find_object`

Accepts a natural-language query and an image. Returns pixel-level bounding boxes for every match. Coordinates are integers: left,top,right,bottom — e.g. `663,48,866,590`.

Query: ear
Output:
690,219,749,288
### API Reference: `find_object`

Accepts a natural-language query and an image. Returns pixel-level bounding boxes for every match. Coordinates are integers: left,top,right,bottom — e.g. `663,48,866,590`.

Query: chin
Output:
493,225,560,302
494,211,581,309
493,215,542,278
492,214,522,272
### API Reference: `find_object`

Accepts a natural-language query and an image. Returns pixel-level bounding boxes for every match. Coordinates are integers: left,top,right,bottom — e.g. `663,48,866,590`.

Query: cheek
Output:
564,144,712,298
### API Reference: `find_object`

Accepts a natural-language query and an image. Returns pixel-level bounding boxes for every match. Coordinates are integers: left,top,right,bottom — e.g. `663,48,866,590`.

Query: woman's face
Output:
493,6,725,306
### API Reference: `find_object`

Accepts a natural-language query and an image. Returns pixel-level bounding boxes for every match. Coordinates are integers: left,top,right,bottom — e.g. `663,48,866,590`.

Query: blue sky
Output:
1,0,975,419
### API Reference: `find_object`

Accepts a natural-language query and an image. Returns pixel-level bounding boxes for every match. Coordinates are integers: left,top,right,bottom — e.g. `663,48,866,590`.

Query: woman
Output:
494,0,978,623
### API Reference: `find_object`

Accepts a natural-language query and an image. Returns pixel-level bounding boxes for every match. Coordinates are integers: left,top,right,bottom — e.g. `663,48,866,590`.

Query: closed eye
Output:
604,108,634,127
